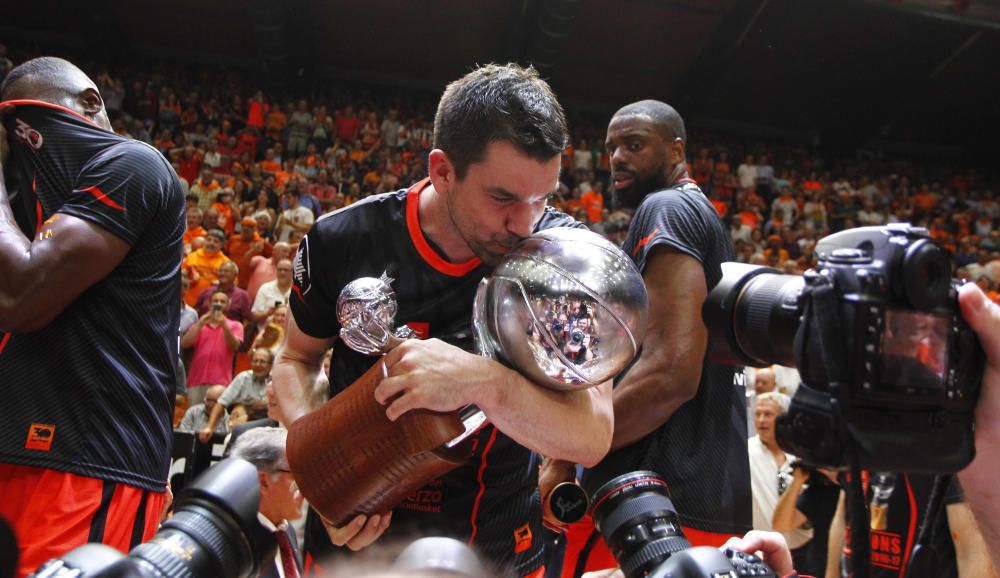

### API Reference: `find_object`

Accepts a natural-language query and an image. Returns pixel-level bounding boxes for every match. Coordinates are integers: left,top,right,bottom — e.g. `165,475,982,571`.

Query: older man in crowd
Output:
199,348,274,443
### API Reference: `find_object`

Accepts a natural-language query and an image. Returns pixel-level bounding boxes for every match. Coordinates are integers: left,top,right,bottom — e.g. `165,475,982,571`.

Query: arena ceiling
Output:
4,0,999,159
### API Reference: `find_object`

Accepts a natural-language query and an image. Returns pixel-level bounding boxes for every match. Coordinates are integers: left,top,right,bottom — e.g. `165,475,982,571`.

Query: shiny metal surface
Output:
337,273,414,355
474,227,648,390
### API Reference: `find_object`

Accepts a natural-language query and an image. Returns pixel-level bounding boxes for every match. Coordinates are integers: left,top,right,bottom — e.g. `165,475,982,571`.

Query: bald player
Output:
546,100,751,575
0,57,184,576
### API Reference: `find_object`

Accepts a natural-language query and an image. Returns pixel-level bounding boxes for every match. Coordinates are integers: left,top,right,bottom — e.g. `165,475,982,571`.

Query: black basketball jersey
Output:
0,101,185,491
291,178,582,574
584,179,752,536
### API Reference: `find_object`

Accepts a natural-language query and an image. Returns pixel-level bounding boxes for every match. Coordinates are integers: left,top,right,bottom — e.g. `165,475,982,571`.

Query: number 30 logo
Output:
14,118,44,151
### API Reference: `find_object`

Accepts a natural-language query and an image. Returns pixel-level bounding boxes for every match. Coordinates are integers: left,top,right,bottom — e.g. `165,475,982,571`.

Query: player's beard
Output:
614,168,670,211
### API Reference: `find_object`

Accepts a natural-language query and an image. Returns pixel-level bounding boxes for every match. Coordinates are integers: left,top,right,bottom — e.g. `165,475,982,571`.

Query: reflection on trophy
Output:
287,273,475,527
474,227,648,390
288,227,648,527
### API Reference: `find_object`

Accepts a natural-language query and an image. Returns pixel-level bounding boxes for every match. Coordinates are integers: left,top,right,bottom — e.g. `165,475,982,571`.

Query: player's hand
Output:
539,458,577,533
722,530,794,576
321,511,392,551
376,338,490,421
197,428,213,444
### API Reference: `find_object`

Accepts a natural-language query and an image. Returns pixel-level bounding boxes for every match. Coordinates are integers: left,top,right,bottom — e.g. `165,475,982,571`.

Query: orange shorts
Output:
0,463,165,578
558,514,739,577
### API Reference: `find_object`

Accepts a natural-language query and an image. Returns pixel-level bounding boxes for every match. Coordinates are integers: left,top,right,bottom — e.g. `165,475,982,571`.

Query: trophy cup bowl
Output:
473,227,648,390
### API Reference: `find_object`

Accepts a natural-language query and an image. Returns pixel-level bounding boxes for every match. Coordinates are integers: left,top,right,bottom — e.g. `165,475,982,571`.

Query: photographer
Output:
955,283,1000,571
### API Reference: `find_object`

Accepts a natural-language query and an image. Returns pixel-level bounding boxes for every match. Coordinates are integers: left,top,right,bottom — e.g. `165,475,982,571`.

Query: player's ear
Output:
78,87,104,117
428,149,455,194
668,137,685,167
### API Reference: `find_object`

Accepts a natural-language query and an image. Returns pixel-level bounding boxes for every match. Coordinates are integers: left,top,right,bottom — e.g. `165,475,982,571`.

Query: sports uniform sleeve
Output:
59,141,180,246
289,219,345,339
623,189,712,273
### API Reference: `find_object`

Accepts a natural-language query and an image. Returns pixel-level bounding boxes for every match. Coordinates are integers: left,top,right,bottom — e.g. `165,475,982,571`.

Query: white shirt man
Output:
748,392,812,552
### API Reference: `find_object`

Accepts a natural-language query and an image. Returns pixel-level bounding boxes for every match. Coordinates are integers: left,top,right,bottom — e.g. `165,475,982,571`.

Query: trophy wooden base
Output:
287,358,473,527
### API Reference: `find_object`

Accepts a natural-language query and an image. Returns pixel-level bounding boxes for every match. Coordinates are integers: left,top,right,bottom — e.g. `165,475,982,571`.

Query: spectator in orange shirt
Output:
228,216,267,267
259,148,282,174
183,207,207,256
183,229,233,306
360,111,381,148
565,186,584,216
173,145,203,185
581,181,605,224
211,189,240,237
246,90,268,130
264,102,287,143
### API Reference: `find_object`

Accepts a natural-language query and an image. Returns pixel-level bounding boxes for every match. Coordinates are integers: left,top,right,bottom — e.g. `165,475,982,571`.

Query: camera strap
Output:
904,473,952,578
807,281,870,578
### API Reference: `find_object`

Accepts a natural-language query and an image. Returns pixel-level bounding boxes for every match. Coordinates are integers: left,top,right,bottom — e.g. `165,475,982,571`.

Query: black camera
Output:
590,471,775,578
704,224,984,473
570,328,586,344
31,459,275,578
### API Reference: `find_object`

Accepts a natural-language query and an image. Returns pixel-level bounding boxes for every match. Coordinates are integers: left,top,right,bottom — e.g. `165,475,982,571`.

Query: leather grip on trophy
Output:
287,358,474,528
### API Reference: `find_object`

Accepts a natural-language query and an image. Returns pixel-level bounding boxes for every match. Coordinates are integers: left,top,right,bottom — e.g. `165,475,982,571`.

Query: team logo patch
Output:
25,423,55,452
14,118,44,151
293,236,312,296
513,523,533,554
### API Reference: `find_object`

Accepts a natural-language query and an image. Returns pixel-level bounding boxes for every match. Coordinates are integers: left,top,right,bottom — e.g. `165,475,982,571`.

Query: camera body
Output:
705,224,983,473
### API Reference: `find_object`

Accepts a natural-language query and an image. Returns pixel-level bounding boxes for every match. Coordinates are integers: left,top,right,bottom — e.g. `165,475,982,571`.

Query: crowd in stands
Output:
6,40,1000,577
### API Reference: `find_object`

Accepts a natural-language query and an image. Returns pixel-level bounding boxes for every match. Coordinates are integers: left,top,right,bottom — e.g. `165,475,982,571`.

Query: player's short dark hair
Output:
1,57,76,99
433,63,567,179
613,99,687,144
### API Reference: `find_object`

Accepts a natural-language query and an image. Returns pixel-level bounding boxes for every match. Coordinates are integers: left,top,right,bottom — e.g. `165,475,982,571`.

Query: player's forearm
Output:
205,401,225,432
0,186,49,331
609,346,701,451
271,355,322,425
480,363,613,466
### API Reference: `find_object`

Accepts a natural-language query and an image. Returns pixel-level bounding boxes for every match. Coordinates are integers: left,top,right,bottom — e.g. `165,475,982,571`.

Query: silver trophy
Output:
336,273,485,446
337,273,415,355
473,227,648,390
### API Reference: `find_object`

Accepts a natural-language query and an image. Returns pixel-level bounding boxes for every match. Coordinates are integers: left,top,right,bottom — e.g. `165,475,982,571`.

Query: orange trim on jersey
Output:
405,178,482,277
467,426,499,546
632,227,660,257
79,185,126,211
523,566,545,578
0,332,11,355
0,99,102,128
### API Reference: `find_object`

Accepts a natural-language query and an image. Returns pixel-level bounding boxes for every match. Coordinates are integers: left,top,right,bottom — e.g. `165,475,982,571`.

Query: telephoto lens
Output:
590,471,691,578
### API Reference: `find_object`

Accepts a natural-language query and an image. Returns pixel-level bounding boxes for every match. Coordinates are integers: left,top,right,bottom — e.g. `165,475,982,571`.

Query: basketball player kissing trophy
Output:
286,227,648,526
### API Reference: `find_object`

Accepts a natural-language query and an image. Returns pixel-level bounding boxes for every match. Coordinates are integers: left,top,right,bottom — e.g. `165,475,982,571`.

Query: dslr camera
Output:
590,471,775,578
704,224,983,473
30,459,275,578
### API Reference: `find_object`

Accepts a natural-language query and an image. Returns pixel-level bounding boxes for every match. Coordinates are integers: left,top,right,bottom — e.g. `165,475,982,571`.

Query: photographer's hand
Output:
957,282,1000,571
723,531,794,576
321,511,392,551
